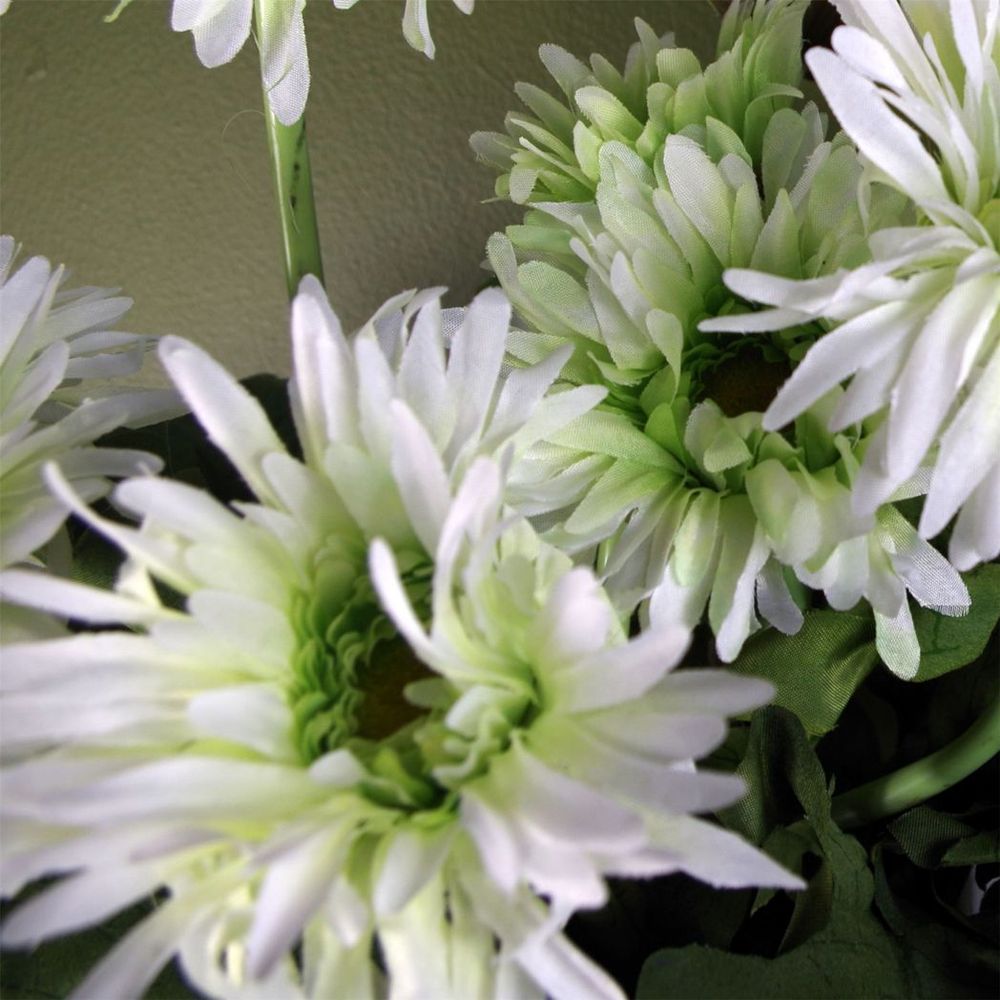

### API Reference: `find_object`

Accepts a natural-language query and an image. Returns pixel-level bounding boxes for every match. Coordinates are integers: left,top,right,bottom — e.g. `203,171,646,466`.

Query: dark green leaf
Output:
727,610,879,737
942,829,1000,867
639,709,991,999
912,565,1000,682
888,806,978,868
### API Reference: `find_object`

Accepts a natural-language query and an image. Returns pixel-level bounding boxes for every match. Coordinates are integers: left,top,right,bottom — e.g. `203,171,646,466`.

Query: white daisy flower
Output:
484,108,960,673
0,280,798,999
703,0,1000,569
333,0,474,60
0,236,170,573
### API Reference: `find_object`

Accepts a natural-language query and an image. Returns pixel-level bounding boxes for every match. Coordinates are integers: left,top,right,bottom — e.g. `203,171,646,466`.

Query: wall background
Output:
1,0,720,384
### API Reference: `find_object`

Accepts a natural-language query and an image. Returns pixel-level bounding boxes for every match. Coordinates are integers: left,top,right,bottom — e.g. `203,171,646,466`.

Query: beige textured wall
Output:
1,0,719,384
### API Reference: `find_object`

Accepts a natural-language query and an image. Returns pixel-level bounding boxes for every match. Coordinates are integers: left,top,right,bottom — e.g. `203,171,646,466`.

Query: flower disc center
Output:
697,344,792,417
289,565,433,763
353,636,435,742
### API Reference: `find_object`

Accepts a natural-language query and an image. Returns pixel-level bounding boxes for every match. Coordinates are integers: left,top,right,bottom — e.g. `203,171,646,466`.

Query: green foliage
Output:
638,708,997,999
911,564,1000,681
0,898,201,1000
727,608,879,737
724,562,1000,739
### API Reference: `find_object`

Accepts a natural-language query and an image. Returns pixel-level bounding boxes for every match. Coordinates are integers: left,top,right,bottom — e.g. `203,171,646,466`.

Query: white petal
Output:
948,459,1000,570
763,302,916,430
530,567,613,668
247,829,346,978
188,684,296,761
460,791,522,894
646,814,804,889
114,475,243,544
290,275,359,463
875,598,920,680
755,558,804,635
190,0,252,68
259,0,309,125
401,0,434,56
188,590,295,669
72,876,240,1000
158,336,286,506
373,828,454,916
708,500,769,662
1,866,161,947
0,569,168,625
445,287,510,463
17,758,321,826
880,509,970,614
515,929,625,1000
368,539,437,663
551,626,690,713
806,47,948,207
884,274,1000,489
500,743,646,851
398,296,451,448
389,399,451,555
922,334,1000,537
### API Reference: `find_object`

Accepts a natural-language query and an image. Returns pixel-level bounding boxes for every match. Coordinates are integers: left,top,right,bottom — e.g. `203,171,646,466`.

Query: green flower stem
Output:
261,86,324,298
830,689,1000,829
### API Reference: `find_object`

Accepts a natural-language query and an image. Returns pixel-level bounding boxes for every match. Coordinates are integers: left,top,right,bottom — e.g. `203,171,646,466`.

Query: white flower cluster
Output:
477,0,990,676
706,0,1000,569
1,278,800,999
0,2,994,999
0,237,171,576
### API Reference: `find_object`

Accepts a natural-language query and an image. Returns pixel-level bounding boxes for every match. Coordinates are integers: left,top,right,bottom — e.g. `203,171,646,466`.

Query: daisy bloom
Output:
482,96,960,674
0,236,169,574
0,277,799,999
704,0,1000,569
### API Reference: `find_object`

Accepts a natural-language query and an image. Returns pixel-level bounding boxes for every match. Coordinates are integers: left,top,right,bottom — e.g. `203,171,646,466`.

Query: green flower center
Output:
288,558,433,765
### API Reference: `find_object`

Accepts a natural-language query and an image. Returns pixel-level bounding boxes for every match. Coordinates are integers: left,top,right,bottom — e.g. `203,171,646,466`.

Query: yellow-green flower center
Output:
288,562,433,765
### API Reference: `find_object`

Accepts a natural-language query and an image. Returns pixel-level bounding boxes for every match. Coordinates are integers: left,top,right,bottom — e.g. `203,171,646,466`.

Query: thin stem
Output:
260,75,324,298
830,688,1000,829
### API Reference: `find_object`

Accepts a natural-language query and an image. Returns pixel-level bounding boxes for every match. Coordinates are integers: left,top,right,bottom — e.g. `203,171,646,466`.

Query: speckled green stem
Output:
831,689,1000,829
261,76,324,297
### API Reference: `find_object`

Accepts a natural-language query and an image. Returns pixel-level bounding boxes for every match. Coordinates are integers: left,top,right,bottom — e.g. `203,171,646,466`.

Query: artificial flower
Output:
105,0,308,126
480,93,957,674
704,0,1000,570
470,0,807,205
332,0,473,59
0,277,799,999
104,0,472,125
0,235,169,574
